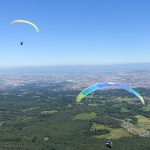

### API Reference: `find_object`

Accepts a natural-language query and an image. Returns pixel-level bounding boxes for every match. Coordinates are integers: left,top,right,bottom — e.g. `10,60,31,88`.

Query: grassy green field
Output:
114,97,135,104
41,110,58,115
121,115,150,136
136,115,150,130
91,123,129,139
121,107,131,112
141,104,150,112
122,121,147,136
88,103,98,107
73,112,97,121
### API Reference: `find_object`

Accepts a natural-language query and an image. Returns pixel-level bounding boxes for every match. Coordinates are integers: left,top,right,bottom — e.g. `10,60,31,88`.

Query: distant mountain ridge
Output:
0,63,150,73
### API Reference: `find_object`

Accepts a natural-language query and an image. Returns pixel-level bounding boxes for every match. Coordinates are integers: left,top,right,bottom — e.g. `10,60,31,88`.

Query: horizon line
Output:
0,62,150,69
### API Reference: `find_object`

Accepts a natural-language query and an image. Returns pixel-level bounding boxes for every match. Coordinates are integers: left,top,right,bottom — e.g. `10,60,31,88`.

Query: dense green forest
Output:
0,85,150,150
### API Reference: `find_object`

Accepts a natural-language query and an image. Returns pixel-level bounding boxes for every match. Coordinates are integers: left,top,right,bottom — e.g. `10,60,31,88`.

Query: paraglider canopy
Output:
76,83,145,105
11,20,39,32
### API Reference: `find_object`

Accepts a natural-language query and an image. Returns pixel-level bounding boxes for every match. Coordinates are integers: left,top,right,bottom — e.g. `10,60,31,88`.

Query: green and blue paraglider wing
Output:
76,83,145,105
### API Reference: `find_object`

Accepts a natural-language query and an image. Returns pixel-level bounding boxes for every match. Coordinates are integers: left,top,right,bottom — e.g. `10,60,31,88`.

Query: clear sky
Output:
0,0,150,67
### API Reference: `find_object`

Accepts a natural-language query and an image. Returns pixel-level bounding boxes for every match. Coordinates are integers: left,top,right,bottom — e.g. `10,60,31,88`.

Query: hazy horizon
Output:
1,61,150,68
0,63,150,73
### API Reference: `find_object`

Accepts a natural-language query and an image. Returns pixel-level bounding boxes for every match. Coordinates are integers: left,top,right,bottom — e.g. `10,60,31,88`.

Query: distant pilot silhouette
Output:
106,140,112,148
20,42,23,46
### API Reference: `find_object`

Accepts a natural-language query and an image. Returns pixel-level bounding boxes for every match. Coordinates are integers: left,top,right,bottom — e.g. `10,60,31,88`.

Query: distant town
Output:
0,69,150,91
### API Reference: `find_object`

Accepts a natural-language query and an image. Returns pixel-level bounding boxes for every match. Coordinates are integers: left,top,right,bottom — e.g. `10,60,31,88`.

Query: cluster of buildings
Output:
0,70,150,91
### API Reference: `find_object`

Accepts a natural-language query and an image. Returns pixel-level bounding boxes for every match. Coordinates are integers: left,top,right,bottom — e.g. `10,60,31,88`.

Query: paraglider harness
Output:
106,140,112,148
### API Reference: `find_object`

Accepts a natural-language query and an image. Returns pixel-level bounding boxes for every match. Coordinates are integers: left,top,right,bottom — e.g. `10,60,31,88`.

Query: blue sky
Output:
0,0,150,67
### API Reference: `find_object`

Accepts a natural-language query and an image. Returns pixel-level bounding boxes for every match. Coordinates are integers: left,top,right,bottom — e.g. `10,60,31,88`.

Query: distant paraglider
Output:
11,19,39,45
20,42,23,46
76,83,145,105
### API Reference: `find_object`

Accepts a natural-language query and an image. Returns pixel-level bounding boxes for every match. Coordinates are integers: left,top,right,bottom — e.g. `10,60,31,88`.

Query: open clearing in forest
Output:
113,97,135,104
91,123,129,139
141,104,150,112
121,107,131,112
73,112,97,121
41,110,58,115
88,103,98,107
121,115,150,136
135,115,150,130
